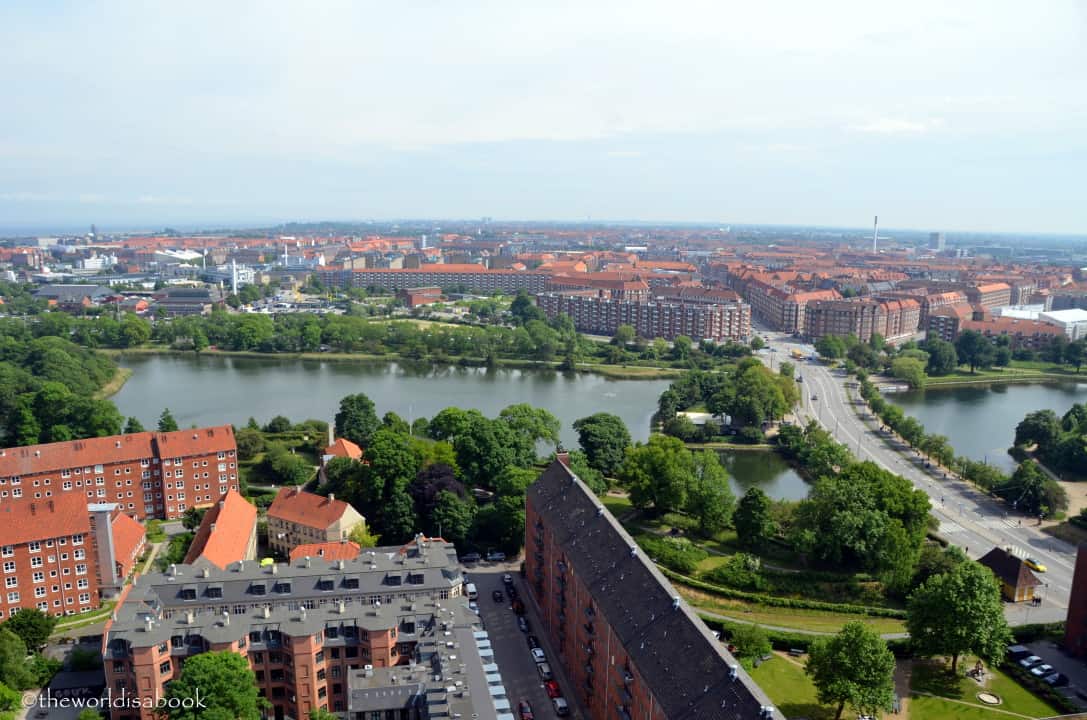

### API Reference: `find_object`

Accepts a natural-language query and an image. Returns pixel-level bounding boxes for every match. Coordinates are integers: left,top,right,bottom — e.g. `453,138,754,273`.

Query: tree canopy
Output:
163,651,268,720
572,412,632,477
806,621,896,720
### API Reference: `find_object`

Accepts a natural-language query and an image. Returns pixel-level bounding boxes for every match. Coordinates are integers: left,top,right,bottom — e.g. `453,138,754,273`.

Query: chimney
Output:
222,611,230,627
210,523,216,533
327,423,334,448
328,493,335,503
186,610,195,625
144,618,153,633
338,601,346,615
271,564,278,576
262,606,271,619
201,567,210,578
169,564,177,576
300,606,307,621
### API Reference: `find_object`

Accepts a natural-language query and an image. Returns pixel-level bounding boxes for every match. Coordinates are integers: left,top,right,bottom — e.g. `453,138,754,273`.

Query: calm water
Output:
892,382,1087,472
113,355,671,448
718,449,809,501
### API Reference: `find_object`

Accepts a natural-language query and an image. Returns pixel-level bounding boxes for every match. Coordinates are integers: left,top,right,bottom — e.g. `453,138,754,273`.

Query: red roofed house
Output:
267,487,366,557
288,540,361,563
323,437,363,463
183,490,258,570
0,493,98,618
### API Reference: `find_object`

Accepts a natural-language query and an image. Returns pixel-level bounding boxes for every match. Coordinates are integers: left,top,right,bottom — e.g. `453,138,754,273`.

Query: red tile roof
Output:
324,438,363,461
110,511,146,576
183,490,258,570
268,487,354,529
289,540,361,563
0,493,89,546
0,426,235,478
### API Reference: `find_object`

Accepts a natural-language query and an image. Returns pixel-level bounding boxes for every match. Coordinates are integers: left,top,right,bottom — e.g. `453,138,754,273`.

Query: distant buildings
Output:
266,487,366,557
316,265,550,294
34,283,113,311
803,297,921,344
526,457,780,720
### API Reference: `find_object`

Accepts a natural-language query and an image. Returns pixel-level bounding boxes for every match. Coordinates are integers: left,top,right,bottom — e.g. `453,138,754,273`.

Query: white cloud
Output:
848,118,945,135
605,150,645,159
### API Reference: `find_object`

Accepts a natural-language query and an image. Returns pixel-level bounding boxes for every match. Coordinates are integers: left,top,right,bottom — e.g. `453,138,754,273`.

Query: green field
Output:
910,659,1058,720
748,654,837,720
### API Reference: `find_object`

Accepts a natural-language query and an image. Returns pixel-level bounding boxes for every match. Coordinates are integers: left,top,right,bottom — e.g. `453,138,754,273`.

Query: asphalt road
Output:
755,327,1074,623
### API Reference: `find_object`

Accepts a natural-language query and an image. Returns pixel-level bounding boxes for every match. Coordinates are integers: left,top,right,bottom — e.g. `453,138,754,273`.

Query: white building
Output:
1039,309,1087,340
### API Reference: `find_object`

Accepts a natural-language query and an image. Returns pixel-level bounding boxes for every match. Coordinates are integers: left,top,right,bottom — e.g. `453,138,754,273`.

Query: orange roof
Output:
324,438,363,461
111,511,146,573
268,487,355,529
183,490,257,570
289,540,361,563
0,493,89,545
0,425,235,478
974,282,1011,293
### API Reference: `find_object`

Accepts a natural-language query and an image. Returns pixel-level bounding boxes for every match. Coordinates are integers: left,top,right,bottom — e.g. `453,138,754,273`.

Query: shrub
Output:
636,535,708,574
736,426,765,444
705,554,767,592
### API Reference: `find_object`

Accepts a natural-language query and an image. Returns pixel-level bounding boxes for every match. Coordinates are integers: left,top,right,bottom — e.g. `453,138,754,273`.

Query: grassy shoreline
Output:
94,367,133,399
98,346,683,380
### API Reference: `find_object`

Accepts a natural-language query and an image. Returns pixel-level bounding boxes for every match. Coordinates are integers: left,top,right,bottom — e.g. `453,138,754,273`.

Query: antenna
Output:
872,215,879,254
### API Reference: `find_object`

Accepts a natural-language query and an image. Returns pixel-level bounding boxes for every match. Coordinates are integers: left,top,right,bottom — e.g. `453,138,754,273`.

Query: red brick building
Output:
1065,545,1087,657
0,493,97,618
0,426,238,522
525,458,780,719
803,297,921,343
183,490,258,570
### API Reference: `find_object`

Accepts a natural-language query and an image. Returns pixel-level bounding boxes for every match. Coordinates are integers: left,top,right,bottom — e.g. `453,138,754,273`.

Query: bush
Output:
736,426,765,444
731,623,771,658
145,520,166,543
705,554,767,592
636,535,708,574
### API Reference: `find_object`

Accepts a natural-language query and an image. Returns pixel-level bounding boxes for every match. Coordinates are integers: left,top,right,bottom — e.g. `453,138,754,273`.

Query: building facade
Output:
0,426,239,522
267,488,366,558
316,266,549,294
536,291,751,342
525,458,780,720
1065,545,1087,658
103,537,474,720
803,298,920,343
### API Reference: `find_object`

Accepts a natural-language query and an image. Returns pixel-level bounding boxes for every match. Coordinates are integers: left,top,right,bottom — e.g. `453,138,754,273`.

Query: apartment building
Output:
0,426,238,522
183,490,258,570
803,297,920,343
267,488,366,557
525,458,780,720
103,536,476,720
1065,545,1087,658
88,503,146,597
965,282,1012,309
0,494,98,618
740,281,839,334
316,265,549,294
536,291,751,342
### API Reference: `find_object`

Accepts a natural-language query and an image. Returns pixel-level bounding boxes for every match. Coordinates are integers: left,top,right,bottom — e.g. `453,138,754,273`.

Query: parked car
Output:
1006,645,1031,660
517,616,530,633
527,634,541,649
492,590,504,603
487,551,507,562
1019,655,1042,668
460,553,481,563
552,697,570,717
1043,672,1068,687
545,680,561,698
1031,664,1055,677
518,700,534,720
536,662,552,681
531,648,547,664
1024,557,1047,573
503,573,513,586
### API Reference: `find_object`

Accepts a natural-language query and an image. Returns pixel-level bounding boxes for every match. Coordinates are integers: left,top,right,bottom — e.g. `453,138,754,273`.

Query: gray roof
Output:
34,284,112,302
527,460,780,720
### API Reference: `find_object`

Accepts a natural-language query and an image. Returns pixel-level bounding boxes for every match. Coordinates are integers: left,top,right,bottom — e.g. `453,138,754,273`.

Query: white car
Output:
531,648,547,664
1031,663,1055,677
1019,655,1042,668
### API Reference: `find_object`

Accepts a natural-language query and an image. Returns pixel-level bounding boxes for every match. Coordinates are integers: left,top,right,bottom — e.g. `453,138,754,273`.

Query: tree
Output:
157,407,179,432
335,393,380,447
923,338,959,376
672,335,693,360
348,523,381,548
731,624,771,659
0,628,33,690
260,443,313,486
890,357,927,389
564,450,608,495
428,490,476,546
996,460,1067,516
0,680,23,717
1066,339,1087,372
806,621,895,720
366,427,421,493
617,435,697,514
378,490,417,544
573,413,632,477
686,451,735,536
847,342,878,370
381,411,411,436
734,487,774,548
906,560,1012,673
612,324,636,346
815,334,846,360
263,415,292,433
749,335,765,351
955,330,995,373
163,650,268,720
309,710,339,720
123,416,145,434
0,608,56,651
234,427,266,461
498,403,561,450
1014,409,1061,449
77,710,102,720
181,507,208,531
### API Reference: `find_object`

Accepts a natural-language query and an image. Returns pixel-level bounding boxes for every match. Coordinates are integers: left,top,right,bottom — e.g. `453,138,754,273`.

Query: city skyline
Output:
2,1,1085,234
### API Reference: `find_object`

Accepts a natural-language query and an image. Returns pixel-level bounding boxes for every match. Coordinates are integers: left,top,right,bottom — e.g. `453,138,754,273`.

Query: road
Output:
755,327,1074,622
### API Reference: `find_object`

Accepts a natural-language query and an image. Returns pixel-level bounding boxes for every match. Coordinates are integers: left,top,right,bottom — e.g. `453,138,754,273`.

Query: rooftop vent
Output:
222,610,230,627
201,567,210,578
629,546,637,558
115,441,122,448
760,706,776,718
272,564,279,576
672,596,680,610
596,506,604,517
729,664,738,681
262,606,271,619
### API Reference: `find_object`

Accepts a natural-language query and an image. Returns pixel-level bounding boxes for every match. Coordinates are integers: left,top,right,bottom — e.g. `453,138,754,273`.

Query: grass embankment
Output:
93,367,133,399
101,346,682,380
51,601,118,636
923,360,1086,388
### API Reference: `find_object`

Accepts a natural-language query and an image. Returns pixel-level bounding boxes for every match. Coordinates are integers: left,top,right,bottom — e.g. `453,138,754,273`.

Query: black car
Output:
527,634,540,649
492,590,504,603
517,616,530,633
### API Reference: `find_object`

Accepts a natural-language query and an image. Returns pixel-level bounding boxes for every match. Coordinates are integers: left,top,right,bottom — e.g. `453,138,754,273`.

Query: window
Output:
76,564,87,575
0,547,10,558
30,557,41,568
32,572,43,583
12,489,21,498
62,481,72,491
34,587,46,598
61,469,70,478
72,534,83,545
6,592,17,603
28,541,40,553
77,579,88,589
78,593,90,604
5,577,17,588
1,562,12,573
159,661,171,674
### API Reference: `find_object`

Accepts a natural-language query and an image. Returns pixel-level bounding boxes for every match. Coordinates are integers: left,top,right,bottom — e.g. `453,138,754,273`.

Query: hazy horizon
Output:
2,2,1084,235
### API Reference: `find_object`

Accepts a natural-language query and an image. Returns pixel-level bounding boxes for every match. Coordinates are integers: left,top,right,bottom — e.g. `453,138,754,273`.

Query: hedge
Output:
1011,622,1065,644
698,614,912,657
659,566,907,619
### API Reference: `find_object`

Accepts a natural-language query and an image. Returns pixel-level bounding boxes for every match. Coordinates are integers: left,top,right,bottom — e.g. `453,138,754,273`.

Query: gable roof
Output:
111,510,147,561
289,540,361,563
324,438,363,461
0,493,90,546
527,459,777,719
184,490,258,570
268,487,356,529
978,547,1041,589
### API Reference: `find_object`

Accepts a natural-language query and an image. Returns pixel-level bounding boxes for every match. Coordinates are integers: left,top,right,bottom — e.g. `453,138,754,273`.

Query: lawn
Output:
748,654,837,720
910,658,1058,720
600,494,634,520
680,586,907,635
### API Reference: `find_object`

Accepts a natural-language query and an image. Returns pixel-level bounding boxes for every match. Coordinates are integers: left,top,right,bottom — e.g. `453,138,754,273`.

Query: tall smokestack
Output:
872,215,879,254
231,259,238,296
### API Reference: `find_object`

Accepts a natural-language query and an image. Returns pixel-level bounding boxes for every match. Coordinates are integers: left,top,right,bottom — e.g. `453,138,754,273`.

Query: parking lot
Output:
468,562,584,720
1023,640,1087,709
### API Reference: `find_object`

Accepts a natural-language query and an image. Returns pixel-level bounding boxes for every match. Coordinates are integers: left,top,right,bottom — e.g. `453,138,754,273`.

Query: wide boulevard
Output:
756,326,1074,624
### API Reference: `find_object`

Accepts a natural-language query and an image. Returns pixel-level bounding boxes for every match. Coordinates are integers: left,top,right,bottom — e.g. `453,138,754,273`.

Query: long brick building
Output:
525,458,780,719
536,290,751,342
102,536,490,720
316,265,550,294
803,297,921,344
0,426,238,522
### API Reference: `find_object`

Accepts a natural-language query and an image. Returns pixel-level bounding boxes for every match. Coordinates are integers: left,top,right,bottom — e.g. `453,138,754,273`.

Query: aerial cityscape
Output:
2,3,1086,720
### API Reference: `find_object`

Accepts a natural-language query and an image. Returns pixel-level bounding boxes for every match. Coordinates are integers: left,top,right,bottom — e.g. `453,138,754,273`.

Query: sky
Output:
1,1,1085,234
